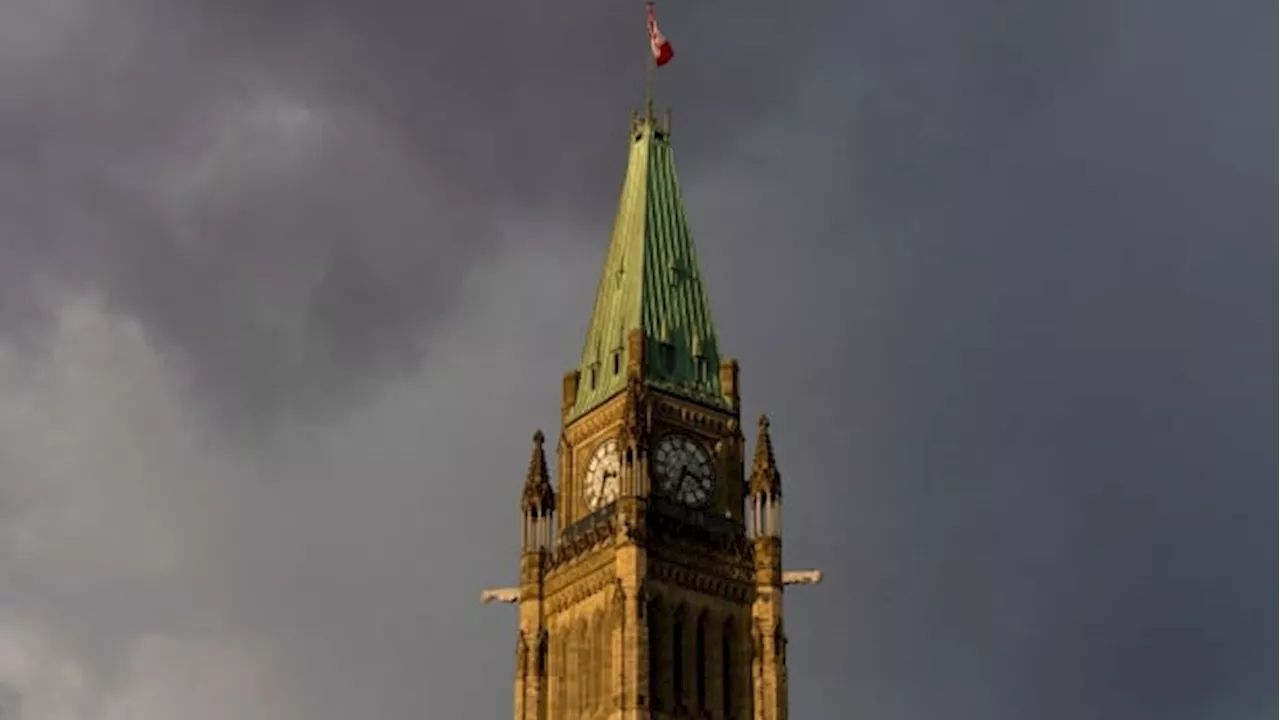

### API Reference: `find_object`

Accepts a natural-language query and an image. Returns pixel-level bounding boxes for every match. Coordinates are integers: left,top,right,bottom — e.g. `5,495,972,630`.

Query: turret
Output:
748,414,789,720
520,430,556,553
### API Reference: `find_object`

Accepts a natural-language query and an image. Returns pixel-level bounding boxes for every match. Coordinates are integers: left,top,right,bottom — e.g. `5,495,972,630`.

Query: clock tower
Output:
482,109,820,720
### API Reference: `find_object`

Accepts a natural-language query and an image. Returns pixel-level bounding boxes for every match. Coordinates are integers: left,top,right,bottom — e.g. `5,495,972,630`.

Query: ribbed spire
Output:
521,430,556,512
567,113,725,420
748,414,782,497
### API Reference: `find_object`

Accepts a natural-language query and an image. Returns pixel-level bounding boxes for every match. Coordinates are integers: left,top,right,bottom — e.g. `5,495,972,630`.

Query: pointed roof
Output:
749,415,782,497
568,113,724,420
521,430,556,512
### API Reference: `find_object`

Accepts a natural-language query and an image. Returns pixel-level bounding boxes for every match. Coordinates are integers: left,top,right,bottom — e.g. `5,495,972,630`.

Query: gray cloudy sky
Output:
0,0,1272,718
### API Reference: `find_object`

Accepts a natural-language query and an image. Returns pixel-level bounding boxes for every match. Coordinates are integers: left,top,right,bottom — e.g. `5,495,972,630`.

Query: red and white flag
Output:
647,2,674,67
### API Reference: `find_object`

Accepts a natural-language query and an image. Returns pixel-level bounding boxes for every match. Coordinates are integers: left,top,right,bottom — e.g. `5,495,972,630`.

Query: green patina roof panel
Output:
569,114,725,419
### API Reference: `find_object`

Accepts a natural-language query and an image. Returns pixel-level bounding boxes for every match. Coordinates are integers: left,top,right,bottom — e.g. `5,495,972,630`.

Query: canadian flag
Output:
647,2,674,67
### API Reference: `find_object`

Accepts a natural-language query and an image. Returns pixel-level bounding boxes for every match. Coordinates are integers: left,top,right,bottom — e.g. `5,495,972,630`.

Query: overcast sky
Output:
0,0,1272,718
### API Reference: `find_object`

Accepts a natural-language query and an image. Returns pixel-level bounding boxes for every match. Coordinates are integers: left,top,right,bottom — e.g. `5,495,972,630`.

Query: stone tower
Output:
483,111,820,720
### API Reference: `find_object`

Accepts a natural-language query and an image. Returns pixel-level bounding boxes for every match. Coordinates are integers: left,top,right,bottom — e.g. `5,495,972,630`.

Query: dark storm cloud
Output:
0,0,1271,718
0,0,838,427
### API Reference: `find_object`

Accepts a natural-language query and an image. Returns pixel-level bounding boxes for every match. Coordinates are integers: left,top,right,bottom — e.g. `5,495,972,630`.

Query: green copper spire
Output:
568,112,725,420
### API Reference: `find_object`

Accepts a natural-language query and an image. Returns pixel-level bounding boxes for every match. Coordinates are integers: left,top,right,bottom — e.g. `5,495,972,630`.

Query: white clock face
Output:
653,434,714,507
584,439,621,510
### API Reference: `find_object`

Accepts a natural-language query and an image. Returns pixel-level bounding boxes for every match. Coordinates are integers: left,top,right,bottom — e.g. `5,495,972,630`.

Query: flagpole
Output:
644,1,655,121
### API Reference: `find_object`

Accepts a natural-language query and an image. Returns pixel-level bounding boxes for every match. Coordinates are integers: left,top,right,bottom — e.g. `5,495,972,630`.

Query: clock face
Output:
653,434,714,507
584,439,621,510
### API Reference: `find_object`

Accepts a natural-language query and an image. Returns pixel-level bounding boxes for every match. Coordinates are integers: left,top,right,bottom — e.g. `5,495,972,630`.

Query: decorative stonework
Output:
610,579,626,623
544,554,618,614
547,513,616,571
521,430,556,512
564,394,627,446
619,370,650,455
648,559,752,603
645,503,754,561
653,395,735,438
748,415,783,498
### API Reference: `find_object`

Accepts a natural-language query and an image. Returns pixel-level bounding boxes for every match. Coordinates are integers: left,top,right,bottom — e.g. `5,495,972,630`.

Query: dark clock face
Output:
653,434,714,507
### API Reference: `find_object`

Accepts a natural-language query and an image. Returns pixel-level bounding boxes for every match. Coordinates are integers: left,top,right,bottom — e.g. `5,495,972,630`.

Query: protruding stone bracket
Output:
480,587,521,605
781,569,823,587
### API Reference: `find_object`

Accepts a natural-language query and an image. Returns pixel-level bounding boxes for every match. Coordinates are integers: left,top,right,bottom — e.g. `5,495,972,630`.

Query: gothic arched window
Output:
599,610,612,709
672,604,686,708
647,597,665,710
695,611,709,711
722,617,736,719
554,627,567,714
774,623,786,666
576,619,590,713
536,631,547,676
588,614,600,710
